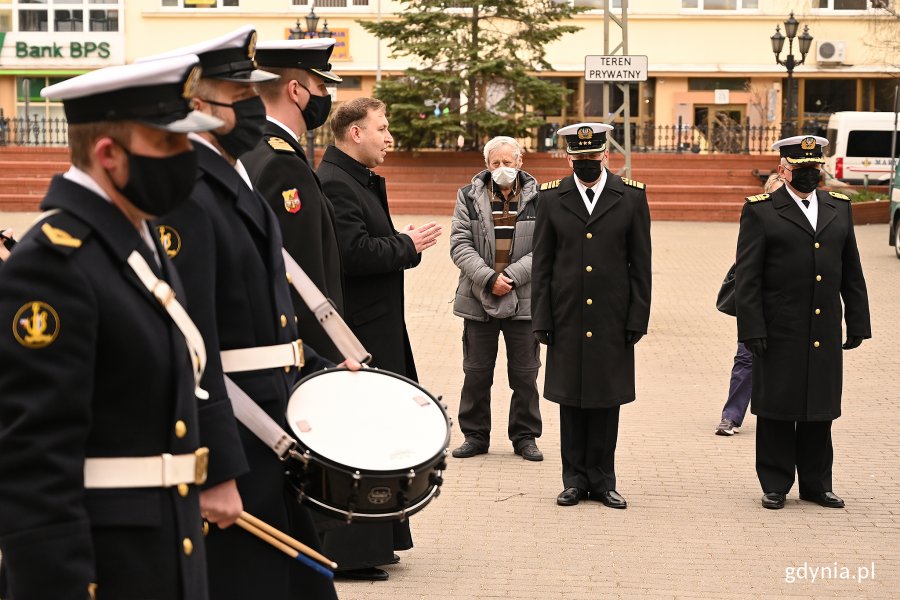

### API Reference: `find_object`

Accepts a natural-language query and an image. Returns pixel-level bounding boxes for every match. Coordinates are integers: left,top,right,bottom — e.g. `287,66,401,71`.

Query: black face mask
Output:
297,82,332,131
113,146,197,217
572,159,603,183
205,96,267,159
788,166,820,194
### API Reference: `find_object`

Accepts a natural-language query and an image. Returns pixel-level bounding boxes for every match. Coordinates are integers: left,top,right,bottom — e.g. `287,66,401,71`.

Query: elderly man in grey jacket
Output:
450,136,543,461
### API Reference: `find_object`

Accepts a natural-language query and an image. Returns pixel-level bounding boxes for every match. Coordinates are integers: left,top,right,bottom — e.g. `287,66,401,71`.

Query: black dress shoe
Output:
556,487,587,506
387,553,401,565
594,490,627,509
335,567,389,581
514,442,544,462
799,491,845,508
451,440,488,458
762,492,786,509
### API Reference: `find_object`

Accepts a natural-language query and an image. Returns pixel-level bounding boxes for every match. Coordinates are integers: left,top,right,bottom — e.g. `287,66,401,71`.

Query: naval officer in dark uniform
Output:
143,26,348,600
735,135,871,510
242,38,345,362
0,55,229,600
532,122,652,509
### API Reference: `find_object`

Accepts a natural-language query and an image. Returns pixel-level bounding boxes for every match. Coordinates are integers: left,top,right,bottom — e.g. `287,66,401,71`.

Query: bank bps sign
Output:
0,31,124,68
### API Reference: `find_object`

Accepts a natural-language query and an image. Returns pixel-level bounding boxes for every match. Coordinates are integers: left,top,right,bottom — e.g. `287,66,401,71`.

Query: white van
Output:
824,111,899,185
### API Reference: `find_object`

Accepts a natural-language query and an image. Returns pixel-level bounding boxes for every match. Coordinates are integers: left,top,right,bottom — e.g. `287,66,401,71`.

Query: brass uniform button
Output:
815,308,821,315
174,420,187,439
586,331,593,338
280,314,288,328
586,299,593,305
183,537,193,556
586,233,593,239
814,242,820,249
286,272,293,284
294,315,298,325
202,520,210,536
284,366,291,373
585,266,593,273
177,483,189,498
816,275,822,282
813,341,820,348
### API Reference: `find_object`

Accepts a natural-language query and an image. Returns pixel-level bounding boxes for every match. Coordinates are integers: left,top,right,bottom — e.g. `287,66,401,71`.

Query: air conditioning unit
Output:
816,41,846,65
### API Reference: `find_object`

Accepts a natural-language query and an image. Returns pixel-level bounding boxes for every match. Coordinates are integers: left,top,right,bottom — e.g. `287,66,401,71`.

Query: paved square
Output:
1,212,896,598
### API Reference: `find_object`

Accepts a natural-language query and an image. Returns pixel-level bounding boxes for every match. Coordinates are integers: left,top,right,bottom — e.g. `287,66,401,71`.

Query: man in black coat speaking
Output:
532,123,652,509
735,135,871,510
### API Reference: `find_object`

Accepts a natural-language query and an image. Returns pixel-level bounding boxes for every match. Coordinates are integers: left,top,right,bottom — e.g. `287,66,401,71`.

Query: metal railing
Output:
0,114,69,147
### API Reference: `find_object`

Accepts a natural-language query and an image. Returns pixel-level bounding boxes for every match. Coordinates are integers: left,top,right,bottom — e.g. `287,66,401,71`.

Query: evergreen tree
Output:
360,0,584,150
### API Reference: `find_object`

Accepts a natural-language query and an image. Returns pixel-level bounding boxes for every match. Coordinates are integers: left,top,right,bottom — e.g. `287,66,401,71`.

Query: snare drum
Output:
285,368,450,523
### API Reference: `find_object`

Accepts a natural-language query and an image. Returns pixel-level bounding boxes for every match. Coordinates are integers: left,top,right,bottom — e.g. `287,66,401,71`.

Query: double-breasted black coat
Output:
735,187,871,422
242,120,345,362
317,145,422,381
0,177,211,600
531,172,652,409
156,141,334,600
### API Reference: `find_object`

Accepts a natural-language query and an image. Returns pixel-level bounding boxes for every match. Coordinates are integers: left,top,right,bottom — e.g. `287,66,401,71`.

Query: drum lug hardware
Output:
287,447,308,465
352,470,361,481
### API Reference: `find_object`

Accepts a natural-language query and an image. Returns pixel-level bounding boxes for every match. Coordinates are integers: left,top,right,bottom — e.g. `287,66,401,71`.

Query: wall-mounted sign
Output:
584,55,648,82
0,32,124,68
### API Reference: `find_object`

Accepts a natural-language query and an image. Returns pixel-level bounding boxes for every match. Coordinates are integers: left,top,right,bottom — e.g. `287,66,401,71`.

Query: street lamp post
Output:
771,12,813,138
288,4,334,165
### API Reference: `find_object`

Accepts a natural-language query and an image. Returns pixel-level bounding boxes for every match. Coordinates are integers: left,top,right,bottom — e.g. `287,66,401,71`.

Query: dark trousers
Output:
756,417,834,495
559,404,620,493
721,342,753,426
458,318,542,450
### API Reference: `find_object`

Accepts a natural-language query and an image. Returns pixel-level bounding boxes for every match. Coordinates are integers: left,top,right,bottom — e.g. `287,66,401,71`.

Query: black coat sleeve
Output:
0,243,97,598
322,176,419,276
735,202,767,342
158,195,250,488
531,190,556,332
625,189,652,332
840,202,871,338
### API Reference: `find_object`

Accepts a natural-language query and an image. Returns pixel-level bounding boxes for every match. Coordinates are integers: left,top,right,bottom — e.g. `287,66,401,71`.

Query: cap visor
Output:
144,110,224,133
309,68,342,84
785,156,825,165
566,146,607,155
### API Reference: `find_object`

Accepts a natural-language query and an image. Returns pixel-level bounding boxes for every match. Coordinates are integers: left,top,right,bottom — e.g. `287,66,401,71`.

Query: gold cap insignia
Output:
282,188,301,213
801,137,816,150
248,31,257,60
14,301,60,349
182,66,201,100
577,127,593,140
157,225,182,258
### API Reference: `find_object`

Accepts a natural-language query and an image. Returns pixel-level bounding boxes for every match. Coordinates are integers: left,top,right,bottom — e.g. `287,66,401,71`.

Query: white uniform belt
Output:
83,448,209,489
220,340,304,373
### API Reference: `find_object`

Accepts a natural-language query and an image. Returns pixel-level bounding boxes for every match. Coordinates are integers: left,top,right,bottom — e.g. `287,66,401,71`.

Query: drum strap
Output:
224,375,296,460
127,251,209,400
281,249,372,365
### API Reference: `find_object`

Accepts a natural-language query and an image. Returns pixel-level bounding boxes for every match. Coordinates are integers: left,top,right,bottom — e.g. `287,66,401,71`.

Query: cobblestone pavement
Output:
1,213,897,599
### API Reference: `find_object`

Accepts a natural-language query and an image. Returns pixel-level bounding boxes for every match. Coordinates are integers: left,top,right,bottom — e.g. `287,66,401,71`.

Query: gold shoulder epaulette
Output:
746,193,770,203
41,223,82,248
540,179,561,191
622,177,645,190
828,191,850,201
267,137,295,153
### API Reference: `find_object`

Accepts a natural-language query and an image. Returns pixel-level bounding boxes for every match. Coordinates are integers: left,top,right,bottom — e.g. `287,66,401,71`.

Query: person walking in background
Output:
532,123,652,509
716,173,784,437
449,135,543,462
735,135,870,510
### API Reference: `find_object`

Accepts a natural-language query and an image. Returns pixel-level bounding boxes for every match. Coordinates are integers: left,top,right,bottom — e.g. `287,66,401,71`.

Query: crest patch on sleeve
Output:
13,301,60,349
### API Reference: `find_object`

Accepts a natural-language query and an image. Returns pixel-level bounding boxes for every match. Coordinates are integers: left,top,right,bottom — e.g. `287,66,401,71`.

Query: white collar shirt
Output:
267,115,299,141
574,168,608,216
785,184,818,229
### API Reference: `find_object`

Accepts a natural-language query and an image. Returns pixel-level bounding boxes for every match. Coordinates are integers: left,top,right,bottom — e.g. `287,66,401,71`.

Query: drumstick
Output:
239,511,338,569
235,517,335,579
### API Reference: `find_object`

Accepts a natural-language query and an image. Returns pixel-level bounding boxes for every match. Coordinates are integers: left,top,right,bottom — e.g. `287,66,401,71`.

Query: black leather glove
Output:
534,331,553,346
842,336,864,350
625,330,644,345
744,338,767,358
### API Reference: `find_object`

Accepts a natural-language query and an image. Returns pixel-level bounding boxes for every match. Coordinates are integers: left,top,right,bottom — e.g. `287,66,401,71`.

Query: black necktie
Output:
585,189,595,204
802,199,810,209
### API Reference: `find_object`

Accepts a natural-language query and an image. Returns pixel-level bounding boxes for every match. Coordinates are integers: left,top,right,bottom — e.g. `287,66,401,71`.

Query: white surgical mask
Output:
491,166,518,188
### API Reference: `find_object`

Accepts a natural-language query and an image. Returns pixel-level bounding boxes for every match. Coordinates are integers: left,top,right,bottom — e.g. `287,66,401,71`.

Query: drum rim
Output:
287,366,451,475
288,479,440,521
